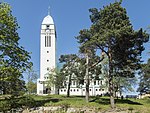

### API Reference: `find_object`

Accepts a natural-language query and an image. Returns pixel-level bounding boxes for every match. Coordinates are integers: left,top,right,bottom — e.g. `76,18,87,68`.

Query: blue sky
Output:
4,0,150,76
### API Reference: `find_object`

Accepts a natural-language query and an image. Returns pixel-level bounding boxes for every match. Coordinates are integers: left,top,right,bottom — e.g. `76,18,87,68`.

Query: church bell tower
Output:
37,10,56,95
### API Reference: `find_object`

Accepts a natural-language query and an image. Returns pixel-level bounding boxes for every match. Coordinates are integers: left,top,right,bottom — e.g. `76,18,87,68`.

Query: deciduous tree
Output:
46,68,66,95
0,2,32,95
26,67,38,94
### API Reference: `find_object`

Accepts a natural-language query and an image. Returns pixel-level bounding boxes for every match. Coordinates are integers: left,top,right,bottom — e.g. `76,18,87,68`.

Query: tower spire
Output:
48,6,50,15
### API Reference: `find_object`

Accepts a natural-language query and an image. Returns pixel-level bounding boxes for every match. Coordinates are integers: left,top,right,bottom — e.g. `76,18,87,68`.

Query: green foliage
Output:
26,67,38,94
59,54,83,84
46,67,66,94
88,1,149,75
137,59,150,93
0,95,35,112
0,66,26,95
101,57,137,95
76,1,149,108
26,81,37,94
18,96,35,108
114,76,137,94
59,54,79,96
54,68,66,89
0,100,10,112
60,53,102,83
0,2,32,95
0,2,32,71
59,53,102,98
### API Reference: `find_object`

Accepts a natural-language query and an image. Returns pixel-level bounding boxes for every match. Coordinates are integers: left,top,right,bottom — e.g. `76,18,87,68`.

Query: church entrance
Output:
45,88,51,94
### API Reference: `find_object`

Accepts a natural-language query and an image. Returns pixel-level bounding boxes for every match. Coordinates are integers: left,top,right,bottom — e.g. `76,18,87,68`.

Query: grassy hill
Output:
0,95,150,113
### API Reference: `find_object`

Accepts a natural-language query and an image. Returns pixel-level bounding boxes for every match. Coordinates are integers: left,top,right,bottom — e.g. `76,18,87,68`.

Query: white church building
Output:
37,11,57,95
37,11,108,96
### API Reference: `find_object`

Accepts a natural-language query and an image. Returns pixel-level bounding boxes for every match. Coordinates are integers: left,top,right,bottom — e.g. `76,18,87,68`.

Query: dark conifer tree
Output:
76,1,149,108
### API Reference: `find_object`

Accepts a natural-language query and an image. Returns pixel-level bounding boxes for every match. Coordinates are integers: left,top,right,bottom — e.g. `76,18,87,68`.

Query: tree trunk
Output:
2,81,6,95
109,76,115,109
3,88,6,95
108,52,115,109
57,88,59,95
67,75,71,97
2,75,6,94
120,90,122,98
85,53,89,103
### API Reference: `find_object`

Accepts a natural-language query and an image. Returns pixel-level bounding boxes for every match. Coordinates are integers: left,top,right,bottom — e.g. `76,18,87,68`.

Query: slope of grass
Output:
31,95,150,112
33,95,150,113
116,98,150,113
0,94,150,112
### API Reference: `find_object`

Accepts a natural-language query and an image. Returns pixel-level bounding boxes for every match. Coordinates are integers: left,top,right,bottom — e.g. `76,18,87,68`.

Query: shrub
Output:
0,101,11,112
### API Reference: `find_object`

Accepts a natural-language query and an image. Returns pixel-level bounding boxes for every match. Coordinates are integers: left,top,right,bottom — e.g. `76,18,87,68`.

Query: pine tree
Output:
137,59,150,94
59,54,79,97
76,1,149,108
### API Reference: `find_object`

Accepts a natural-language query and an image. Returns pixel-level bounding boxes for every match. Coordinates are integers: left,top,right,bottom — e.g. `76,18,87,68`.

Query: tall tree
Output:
81,50,102,103
26,67,38,94
54,68,66,95
0,2,32,95
0,66,26,95
137,59,150,94
113,76,137,97
100,56,137,98
76,1,149,108
76,29,104,102
59,53,102,100
46,68,66,95
59,54,79,97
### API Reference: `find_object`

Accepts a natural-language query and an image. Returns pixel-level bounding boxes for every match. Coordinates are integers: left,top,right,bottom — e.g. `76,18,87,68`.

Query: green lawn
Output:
0,94,150,113
116,97,150,113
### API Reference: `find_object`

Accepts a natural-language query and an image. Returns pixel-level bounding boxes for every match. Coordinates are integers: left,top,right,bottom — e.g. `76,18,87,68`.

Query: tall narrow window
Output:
48,36,51,47
45,35,51,47
101,81,102,85
47,36,49,47
73,81,75,85
45,36,47,47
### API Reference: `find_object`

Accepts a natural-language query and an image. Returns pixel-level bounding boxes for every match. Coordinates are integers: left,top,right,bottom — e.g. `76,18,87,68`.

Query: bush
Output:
18,96,35,108
0,101,11,112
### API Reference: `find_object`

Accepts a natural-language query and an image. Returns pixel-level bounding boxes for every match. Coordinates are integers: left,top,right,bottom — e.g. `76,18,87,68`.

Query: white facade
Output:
37,14,56,95
37,11,108,96
59,79,108,96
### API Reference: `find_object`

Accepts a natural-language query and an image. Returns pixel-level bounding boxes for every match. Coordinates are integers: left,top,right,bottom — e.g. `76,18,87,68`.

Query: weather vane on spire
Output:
48,6,50,15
